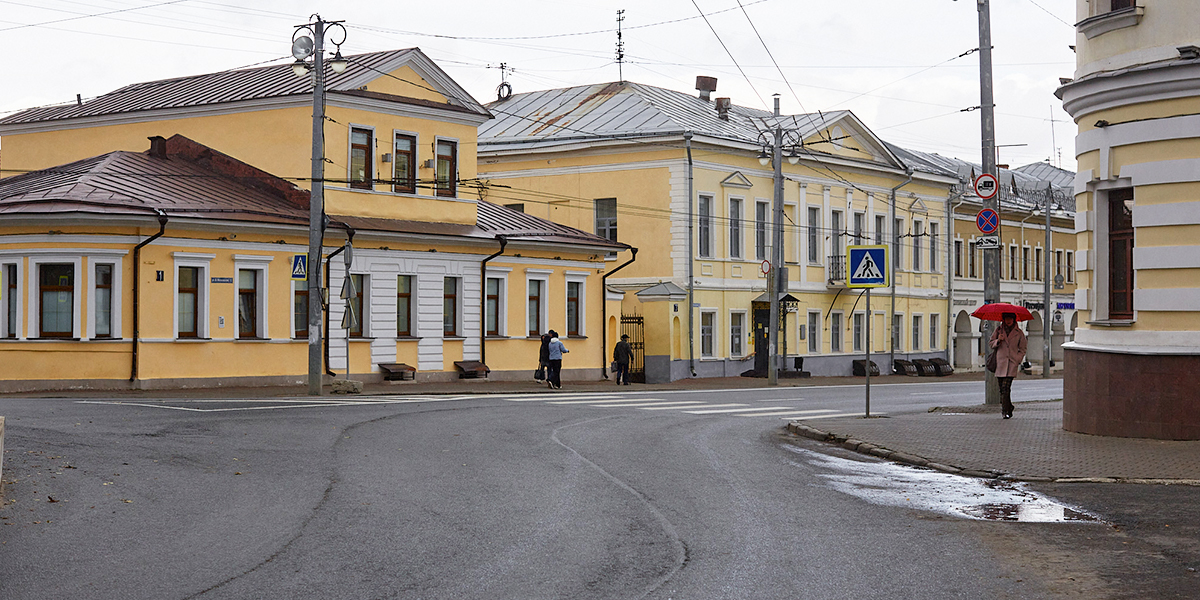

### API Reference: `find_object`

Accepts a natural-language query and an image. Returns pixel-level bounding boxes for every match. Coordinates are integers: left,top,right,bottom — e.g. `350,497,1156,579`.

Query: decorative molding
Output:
1134,287,1200,311
1062,64,1200,123
1134,245,1200,270
720,171,754,189
1076,5,1143,39
1075,288,1091,311
1135,199,1200,228
1120,158,1200,187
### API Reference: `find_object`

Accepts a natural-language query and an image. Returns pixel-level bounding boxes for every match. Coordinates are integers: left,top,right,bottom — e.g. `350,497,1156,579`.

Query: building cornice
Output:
1057,60,1200,118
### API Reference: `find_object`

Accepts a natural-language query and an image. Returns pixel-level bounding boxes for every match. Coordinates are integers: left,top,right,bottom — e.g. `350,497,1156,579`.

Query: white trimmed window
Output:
808,207,822,263
525,269,550,337
729,311,746,357
89,260,121,339
3,262,19,339
442,276,459,337
174,252,214,339
807,311,820,354
729,197,743,259
700,310,716,358
830,311,843,354
565,272,588,337
912,314,922,352
929,313,939,350
853,312,864,353
233,255,273,340
698,195,713,258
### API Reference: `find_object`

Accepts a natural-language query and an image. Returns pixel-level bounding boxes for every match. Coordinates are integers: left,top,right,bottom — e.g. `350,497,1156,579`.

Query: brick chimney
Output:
715,98,731,121
696,76,718,101
148,136,167,159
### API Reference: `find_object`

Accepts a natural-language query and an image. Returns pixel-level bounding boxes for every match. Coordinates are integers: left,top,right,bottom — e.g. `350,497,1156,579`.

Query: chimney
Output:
696,76,717,101
715,97,731,121
148,136,167,159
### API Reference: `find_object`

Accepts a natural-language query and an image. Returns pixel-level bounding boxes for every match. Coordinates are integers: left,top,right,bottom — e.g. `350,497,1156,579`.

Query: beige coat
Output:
989,323,1027,378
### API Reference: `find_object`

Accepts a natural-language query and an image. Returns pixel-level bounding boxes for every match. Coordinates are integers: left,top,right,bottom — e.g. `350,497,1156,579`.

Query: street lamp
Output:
1032,183,1064,380
756,96,804,386
292,15,347,395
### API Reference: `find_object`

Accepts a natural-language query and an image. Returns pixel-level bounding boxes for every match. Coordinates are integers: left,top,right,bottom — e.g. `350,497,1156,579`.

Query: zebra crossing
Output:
492,392,880,420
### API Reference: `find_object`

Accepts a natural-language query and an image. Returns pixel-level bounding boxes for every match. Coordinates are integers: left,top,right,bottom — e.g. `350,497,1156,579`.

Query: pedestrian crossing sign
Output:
847,245,888,288
291,254,308,281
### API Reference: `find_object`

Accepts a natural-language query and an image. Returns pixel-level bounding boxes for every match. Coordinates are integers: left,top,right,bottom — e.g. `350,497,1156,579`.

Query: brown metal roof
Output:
0,49,490,127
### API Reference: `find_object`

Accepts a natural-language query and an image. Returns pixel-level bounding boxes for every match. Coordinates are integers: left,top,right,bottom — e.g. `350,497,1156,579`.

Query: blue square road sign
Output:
846,245,889,288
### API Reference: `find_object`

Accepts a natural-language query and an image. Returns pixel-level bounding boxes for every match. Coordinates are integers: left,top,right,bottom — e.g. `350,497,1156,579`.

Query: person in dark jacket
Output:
613,334,633,385
536,333,551,382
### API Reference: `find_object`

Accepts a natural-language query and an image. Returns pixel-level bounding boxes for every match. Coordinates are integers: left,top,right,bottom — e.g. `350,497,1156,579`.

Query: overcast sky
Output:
1,0,1079,172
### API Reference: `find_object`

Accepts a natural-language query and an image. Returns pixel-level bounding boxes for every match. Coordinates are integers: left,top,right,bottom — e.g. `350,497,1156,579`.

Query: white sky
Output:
1,0,1079,171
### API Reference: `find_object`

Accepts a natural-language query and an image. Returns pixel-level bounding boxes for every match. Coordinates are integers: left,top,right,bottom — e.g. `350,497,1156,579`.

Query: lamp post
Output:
292,15,348,395
1033,183,1059,379
757,95,802,386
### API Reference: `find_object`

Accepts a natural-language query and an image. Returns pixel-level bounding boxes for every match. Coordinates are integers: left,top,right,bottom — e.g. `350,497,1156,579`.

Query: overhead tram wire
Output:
688,0,767,110
0,0,193,32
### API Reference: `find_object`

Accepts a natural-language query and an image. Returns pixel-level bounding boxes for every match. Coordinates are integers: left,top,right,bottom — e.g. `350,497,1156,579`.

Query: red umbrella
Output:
971,302,1033,322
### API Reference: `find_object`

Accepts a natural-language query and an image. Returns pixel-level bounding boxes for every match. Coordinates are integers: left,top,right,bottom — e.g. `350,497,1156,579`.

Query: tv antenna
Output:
494,62,514,101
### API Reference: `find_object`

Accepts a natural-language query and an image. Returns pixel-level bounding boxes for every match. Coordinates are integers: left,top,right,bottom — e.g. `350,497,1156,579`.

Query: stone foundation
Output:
1063,347,1200,440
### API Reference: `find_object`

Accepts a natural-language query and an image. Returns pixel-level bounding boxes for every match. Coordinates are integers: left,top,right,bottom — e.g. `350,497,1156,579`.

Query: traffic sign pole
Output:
865,288,871,418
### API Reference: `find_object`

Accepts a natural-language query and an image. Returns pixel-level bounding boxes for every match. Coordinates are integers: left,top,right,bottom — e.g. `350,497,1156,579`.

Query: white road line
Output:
789,411,887,420
548,397,668,405
638,403,748,411
752,397,806,402
592,401,705,408
910,392,950,396
738,410,844,417
682,406,792,414
503,395,622,402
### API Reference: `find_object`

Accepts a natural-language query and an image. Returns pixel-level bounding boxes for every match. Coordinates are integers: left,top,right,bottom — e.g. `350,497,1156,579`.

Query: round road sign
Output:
761,259,771,275
974,173,998,199
977,208,999,234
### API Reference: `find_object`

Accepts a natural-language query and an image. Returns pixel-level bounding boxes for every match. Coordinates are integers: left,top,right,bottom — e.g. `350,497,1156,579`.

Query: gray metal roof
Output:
1013,161,1076,188
0,48,490,127
479,81,849,151
887,143,1076,211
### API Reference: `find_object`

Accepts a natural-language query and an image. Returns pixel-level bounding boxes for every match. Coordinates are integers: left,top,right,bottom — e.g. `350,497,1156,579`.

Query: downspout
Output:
602,247,639,380
479,235,507,366
323,223,355,377
685,132,696,377
130,210,169,383
888,167,914,372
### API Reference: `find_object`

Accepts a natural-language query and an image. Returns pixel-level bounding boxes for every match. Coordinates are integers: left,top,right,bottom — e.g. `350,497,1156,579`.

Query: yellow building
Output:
477,79,960,381
0,50,626,391
1056,0,1200,439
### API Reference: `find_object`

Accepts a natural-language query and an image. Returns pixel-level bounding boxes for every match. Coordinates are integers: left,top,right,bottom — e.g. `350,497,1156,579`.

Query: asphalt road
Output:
1,380,1196,599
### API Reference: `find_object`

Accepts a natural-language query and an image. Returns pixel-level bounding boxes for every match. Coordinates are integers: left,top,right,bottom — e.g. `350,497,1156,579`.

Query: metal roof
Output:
887,144,1077,211
0,135,626,249
0,48,490,127
479,81,850,151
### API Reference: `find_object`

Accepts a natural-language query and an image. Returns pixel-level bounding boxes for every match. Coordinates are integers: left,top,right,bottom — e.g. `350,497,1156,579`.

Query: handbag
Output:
610,361,618,373
986,349,998,373
534,365,546,381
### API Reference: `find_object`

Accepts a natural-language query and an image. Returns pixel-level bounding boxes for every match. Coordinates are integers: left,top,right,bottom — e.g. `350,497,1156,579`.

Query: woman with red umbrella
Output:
973,303,1030,419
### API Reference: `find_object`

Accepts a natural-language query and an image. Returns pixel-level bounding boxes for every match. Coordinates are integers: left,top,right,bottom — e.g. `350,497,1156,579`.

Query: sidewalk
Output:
787,400,1200,484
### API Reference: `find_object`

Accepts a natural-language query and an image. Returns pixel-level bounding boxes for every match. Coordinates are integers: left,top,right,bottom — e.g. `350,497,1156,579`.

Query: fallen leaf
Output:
47,497,58,503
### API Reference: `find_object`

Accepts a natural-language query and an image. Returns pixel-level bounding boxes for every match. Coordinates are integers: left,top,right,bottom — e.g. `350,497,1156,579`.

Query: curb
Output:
784,421,1200,487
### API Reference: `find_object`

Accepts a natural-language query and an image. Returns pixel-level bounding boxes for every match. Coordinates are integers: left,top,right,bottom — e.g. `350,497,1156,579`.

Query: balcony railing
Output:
828,254,846,285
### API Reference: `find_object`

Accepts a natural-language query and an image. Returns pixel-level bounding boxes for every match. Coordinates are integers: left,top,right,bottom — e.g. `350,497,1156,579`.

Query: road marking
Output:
788,411,887,420
735,409,840,417
638,403,749,411
682,406,792,414
591,401,705,408
548,397,669,405
910,392,950,396
756,397,804,402
76,400,377,412
503,395,621,402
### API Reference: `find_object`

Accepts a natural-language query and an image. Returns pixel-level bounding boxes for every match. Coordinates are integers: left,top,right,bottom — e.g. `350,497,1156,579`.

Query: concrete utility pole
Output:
306,19,327,396
768,96,784,386
977,0,1001,405
1043,182,1053,379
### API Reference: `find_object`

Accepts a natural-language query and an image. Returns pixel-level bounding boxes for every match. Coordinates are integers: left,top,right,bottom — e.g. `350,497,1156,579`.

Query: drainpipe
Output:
685,132,696,377
130,210,169,383
323,224,355,377
888,167,914,372
479,235,507,366
602,247,638,380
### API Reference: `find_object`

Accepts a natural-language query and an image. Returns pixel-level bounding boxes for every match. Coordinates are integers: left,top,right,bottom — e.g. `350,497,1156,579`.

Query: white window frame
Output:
88,258,123,340
930,313,939,351
1066,250,1075,283
912,220,924,271
700,309,717,358
830,310,843,354
564,271,589,338
929,221,940,273
893,217,905,271
484,267,511,338
525,269,551,338
441,275,460,338
807,207,822,264
1,260,22,339
728,196,743,260
391,128,420,195
755,199,770,261
29,256,82,340
174,252,215,339
348,124,377,191
912,314,922,352
807,310,821,354
892,313,904,352
729,310,747,358
233,255,273,340
853,311,865,353
434,135,460,198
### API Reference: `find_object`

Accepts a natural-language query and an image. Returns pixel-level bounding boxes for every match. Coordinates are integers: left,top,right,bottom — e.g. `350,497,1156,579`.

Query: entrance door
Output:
753,306,770,373
620,313,646,383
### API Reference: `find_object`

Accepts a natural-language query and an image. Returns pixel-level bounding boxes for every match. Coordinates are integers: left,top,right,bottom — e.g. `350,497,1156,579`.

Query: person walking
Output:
613,334,633,385
547,330,568,389
989,312,1027,419
536,332,551,383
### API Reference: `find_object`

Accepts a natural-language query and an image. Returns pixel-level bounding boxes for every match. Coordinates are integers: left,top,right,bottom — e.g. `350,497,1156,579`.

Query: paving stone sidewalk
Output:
788,400,1200,483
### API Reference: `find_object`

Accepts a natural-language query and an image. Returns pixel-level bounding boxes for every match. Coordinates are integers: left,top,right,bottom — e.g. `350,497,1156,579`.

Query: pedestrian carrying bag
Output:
535,365,546,381
610,361,618,373
986,349,998,373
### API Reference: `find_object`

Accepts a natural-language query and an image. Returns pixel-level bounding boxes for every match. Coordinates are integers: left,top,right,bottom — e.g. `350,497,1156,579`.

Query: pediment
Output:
721,171,754,189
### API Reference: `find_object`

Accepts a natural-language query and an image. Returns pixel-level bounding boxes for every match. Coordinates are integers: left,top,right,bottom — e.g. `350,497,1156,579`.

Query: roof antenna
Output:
615,9,625,83
495,62,513,101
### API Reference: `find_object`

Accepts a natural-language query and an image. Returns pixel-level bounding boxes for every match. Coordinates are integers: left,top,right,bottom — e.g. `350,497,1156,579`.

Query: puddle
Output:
783,445,1103,523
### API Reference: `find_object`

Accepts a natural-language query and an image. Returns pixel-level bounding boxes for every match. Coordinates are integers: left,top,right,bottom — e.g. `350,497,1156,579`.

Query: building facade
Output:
0,50,625,391
1057,0,1200,439
477,80,959,381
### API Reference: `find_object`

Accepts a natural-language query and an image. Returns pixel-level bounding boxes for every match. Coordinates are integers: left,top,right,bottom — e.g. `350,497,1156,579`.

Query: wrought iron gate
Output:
620,313,646,384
